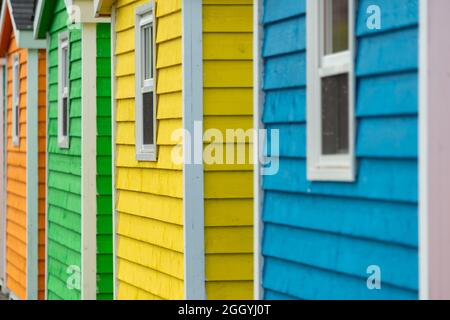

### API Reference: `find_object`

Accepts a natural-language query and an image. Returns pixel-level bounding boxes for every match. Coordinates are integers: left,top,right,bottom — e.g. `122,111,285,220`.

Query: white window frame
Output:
58,32,70,149
135,3,157,161
307,0,356,182
12,54,20,147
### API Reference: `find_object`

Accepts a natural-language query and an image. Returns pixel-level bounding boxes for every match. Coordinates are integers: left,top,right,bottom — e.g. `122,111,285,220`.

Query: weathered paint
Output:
261,0,418,299
202,0,254,300
114,0,184,300
420,0,450,300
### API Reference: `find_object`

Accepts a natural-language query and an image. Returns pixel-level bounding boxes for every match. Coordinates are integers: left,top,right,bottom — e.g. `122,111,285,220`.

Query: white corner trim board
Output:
44,34,50,300
110,5,118,300
182,0,205,300
418,0,429,301
0,63,6,292
26,49,39,300
81,23,98,300
253,0,264,301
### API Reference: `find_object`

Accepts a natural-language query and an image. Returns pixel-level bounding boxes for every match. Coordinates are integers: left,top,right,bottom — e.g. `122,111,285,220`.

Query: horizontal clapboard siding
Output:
46,0,82,300
37,49,47,300
203,0,254,300
5,33,28,301
261,0,418,299
115,0,184,300
96,23,113,300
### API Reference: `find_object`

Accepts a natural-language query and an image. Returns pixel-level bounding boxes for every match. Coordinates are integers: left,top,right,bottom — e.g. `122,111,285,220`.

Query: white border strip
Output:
0,64,6,292
26,49,39,300
182,0,205,300
44,33,50,300
0,58,10,294
253,0,264,301
81,23,98,300
418,0,429,301
110,5,118,300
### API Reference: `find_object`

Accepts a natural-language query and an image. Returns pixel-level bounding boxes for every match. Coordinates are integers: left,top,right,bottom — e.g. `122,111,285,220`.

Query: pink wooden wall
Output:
422,0,450,300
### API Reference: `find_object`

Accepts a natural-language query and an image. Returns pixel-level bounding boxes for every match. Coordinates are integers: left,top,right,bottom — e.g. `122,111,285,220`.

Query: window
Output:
12,54,19,147
58,32,70,149
307,0,355,181
135,3,156,161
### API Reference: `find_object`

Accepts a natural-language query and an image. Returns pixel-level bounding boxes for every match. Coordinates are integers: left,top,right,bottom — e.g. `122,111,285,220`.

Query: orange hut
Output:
0,0,46,300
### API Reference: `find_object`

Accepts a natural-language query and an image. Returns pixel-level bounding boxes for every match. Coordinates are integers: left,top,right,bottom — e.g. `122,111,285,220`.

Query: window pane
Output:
63,46,69,89
15,106,19,137
321,73,349,155
62,97,68,137
324,0,349,54
143,25,153,81
13,64,19,104
143,92,154,145
149,26,153,79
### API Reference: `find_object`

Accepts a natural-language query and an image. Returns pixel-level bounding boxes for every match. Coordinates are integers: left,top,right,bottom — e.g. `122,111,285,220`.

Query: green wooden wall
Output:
47,0,82,300
96,23,113,300
46,1,113,300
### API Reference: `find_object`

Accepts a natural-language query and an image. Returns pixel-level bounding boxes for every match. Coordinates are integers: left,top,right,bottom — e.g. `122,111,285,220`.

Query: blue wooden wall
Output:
261,0,419,299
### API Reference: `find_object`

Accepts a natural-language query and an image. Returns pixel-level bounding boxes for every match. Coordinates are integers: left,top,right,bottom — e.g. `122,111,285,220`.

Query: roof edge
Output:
94,0,114,17
33,0,54,39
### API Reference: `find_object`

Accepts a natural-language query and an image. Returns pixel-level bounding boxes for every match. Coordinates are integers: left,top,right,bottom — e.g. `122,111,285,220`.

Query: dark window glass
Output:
62,97,68,137
321,73,349,155
143,92,154,145
324,0,349,54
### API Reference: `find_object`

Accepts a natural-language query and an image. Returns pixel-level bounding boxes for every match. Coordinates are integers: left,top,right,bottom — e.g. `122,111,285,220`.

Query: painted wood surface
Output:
423,0,450,300
202,0,254,300
115,0,184,300
42,0,114,300
6,32,27,300
0,62,5,288
46,0,82,300
37,49,46,300
96,23,113,300
261,0,419,299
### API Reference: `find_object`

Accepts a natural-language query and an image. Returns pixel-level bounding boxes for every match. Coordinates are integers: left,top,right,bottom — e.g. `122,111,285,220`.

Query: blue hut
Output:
257,0,419,299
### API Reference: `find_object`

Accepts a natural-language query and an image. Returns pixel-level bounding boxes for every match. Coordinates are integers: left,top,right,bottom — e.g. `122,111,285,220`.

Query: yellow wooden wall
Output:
202,0,254,299
5,33,27,300
114,0,184,299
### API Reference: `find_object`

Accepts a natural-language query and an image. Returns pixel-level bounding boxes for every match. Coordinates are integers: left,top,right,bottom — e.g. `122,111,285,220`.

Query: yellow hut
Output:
94,0,253,299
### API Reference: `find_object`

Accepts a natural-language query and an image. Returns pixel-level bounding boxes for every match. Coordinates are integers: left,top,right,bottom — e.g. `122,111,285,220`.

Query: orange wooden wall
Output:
37,49,46,300
5,32,27,300
4,31,47,300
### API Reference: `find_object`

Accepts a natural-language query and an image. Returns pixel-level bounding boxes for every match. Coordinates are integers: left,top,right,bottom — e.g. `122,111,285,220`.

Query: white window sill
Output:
136,151,157,162
307,165,355,183
58,138,69,149
12,137,19,147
